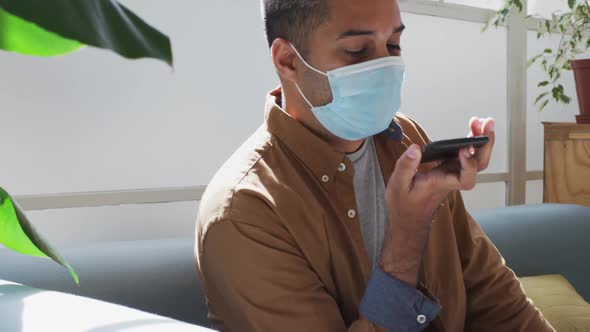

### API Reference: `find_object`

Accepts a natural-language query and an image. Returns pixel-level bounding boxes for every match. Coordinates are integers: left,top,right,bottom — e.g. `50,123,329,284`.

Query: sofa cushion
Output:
521,274,590,331
474,204,590,301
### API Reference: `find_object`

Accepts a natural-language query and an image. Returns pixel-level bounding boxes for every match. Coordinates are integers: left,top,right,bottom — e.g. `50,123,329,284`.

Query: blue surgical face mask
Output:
290,43,405,141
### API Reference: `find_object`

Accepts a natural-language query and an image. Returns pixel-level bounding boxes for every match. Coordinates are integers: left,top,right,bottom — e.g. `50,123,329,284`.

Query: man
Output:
195,0,554,331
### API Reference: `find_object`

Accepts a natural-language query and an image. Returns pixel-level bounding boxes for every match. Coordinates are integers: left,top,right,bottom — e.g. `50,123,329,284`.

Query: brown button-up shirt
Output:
195,88,553,332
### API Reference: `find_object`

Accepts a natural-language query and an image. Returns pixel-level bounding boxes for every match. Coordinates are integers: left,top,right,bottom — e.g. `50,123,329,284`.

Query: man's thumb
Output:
394,144,421,188
402,144,421,164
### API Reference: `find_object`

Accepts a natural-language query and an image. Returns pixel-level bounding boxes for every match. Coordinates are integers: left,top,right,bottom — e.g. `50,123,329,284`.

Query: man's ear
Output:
271,38,300,84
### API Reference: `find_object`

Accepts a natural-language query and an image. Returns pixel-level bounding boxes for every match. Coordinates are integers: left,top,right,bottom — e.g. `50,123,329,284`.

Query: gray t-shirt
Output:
346,137,389,269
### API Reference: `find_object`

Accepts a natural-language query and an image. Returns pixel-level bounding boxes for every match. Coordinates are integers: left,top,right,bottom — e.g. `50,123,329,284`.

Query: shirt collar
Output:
264,88,403,183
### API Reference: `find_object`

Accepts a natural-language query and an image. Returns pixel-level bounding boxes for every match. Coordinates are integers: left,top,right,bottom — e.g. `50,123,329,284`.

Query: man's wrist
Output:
379,219,429,287
378,261,420,287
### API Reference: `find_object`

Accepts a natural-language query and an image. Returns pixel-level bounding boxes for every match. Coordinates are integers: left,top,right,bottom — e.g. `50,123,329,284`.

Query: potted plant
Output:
0,0,172,283
486,0,590,123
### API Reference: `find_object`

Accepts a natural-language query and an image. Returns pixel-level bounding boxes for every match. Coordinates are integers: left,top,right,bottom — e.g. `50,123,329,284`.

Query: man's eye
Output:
345,48,367,57
387,44,401,53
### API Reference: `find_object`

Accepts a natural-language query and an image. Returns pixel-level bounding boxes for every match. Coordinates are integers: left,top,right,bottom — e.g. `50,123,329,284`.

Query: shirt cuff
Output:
359,266,441,332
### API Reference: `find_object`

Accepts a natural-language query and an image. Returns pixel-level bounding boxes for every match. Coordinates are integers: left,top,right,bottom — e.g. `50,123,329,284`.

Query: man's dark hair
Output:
261,0,329,56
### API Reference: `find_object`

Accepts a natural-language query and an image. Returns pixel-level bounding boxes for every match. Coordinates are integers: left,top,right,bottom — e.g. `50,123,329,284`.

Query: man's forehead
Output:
325,0,402,33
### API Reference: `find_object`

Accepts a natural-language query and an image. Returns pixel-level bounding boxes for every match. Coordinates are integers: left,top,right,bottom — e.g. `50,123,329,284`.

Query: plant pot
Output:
572,59,590,124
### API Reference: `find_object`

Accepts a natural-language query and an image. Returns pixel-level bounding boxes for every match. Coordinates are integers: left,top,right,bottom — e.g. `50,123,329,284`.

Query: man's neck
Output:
281,93,365,154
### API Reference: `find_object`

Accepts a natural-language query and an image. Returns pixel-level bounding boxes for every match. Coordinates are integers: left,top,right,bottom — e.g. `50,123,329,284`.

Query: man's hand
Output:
379,117,495,287
468,117,495,171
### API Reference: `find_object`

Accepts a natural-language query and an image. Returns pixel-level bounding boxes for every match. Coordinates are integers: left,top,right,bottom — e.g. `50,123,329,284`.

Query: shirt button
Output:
417,314,427,324
338,163,346,172
347,209,356,219
321,175,330,183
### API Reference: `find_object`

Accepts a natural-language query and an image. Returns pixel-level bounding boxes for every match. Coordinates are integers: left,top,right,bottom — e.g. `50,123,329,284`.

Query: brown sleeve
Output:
450,191,555,332
198,220,383,332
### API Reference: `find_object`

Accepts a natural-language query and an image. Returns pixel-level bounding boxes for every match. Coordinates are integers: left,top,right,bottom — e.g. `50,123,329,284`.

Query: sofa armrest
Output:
472,204,590,301
0,238,209,327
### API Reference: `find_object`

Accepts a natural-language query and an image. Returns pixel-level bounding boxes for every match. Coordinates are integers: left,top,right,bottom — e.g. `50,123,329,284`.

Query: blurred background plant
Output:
485,0,590,111
0,0,173,282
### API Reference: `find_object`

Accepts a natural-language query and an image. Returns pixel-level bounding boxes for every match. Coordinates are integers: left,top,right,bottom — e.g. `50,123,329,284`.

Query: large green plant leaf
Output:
0,0,172,65
0,7,84,56
0,187,79,284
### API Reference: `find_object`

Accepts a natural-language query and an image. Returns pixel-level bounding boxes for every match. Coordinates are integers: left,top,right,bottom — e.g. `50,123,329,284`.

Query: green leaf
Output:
482,21,490,32
561,94,572,104
535,92,550,105
528,54,543,68
538,81,550,87
0,187,78,284
548,65,556,79
544,48,553,54
0,0,172,65
0,7,84,56
569,0,576,9
573,47,585,54
539,99,550,112
514,0,523,11
552,87,560,100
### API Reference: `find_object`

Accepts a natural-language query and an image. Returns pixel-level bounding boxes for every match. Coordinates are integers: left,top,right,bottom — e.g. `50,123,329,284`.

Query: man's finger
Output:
469,117,483,137
414,168,462,194
476,118,495,171
482,117,495,137
392,144,422,191
458,148,478,190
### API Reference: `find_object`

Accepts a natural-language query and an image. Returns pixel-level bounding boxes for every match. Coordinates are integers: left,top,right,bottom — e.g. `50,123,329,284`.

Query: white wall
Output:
1,0,274,246
1,0,276,196
400,14,508,212
24,202,198,247
528,0,570,18
445,0,503,10
2,1,573,245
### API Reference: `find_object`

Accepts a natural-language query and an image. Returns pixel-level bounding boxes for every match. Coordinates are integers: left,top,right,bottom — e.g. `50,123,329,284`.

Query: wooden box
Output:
543,122,590,207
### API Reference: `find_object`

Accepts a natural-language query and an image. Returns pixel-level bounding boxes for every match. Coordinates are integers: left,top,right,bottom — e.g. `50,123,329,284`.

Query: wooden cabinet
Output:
543,122,590,207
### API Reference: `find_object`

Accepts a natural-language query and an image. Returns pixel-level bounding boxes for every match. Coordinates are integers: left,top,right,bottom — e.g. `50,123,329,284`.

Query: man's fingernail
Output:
489,121,495,132
406,145,419,160
463,148,472,158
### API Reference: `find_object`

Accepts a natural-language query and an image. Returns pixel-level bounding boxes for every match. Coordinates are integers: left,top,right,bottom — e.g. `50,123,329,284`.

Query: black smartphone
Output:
421,136,490,163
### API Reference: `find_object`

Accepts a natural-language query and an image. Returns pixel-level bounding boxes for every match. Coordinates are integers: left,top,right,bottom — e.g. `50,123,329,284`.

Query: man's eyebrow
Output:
337,29,375,40
337,24,406,40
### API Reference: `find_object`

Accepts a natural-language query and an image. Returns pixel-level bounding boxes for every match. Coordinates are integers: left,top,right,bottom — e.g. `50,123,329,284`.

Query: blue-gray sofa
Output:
1,203,589,331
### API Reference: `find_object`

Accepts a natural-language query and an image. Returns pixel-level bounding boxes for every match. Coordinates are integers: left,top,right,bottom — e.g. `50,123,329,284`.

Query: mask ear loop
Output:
289,43,328,77
288,42,329,109
294,83,315,109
